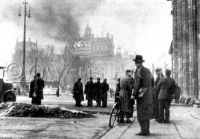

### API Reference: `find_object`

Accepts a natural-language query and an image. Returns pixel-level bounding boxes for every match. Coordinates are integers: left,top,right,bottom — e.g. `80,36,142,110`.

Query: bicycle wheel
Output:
109,103,119,128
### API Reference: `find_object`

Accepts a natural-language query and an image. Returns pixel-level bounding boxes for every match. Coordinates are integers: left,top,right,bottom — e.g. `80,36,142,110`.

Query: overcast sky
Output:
0,0,172,68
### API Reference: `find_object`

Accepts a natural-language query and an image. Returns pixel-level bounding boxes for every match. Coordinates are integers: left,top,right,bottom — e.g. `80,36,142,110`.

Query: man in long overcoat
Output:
115,78,121,102
101,79,109,107
156,69,176,123
152,68,164,121
73,78,84,107
119,70,134,123
29,76,36,104
132,55,153,136
84,77,94,107
94,78,102,107
34,73,45,105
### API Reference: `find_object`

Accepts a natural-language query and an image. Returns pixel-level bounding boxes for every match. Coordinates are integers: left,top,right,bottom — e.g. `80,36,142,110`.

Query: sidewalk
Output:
7,95,200,138
101,106,200,139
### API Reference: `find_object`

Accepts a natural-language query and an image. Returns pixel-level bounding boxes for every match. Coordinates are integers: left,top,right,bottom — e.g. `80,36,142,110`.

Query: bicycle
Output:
109,96,121,128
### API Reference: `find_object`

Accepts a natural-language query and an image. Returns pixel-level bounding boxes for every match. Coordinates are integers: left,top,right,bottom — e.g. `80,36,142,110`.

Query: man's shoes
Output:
136,132,150,136
164,120,170,123
126,119,132,123
157,120,164,123
118,119,125,123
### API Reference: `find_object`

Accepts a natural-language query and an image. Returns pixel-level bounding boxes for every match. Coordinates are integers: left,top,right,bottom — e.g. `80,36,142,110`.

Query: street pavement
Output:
0,114,109,139
0,95,200,138
101,106,200,139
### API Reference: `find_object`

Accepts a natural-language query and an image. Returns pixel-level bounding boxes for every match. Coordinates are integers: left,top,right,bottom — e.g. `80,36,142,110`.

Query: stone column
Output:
182,0,188,96
197,0,200,99
188,0,194,97
193,0,199,99
177,0,183,93
172,0,179,83
185,0,190,96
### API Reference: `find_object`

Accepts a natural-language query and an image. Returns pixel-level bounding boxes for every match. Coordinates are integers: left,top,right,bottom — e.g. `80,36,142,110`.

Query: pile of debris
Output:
0,103,94,119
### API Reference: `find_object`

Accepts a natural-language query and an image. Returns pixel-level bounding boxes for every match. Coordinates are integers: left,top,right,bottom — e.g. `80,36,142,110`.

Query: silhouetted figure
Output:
101,79,109,107
73,78,84,107
85,77,94,107
34,73,45,105
94,78,102,107
115,78,121,102
29,76,37,104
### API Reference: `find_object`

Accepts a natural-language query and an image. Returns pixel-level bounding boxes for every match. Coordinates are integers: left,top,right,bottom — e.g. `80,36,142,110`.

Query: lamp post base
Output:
19,78,28,95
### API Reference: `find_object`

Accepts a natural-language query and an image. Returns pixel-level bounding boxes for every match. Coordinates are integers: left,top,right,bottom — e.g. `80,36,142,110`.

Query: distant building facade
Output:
72,24,114,58
12,38,39,81
72,24,135,88
168,0,199,99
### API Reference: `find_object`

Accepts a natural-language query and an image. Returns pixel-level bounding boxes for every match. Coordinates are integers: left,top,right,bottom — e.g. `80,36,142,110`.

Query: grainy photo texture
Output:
0,0,199,138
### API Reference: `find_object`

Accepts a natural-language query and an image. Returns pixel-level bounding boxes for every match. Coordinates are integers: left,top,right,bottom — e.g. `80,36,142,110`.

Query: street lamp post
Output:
18,0,31,93
34,56,37,75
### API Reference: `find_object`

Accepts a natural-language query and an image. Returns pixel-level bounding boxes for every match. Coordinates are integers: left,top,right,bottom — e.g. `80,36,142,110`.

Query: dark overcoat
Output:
73,81,84,101
115,83,120,102
93,82,102,101
157,77,176,101
133,66,153,120
101,82,109,99
34,78,44,100
84,81,94,100
29,79,35,98
119,76,134,114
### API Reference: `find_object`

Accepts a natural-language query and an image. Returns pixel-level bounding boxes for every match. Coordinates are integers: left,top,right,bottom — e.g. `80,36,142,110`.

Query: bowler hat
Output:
132,55,145,63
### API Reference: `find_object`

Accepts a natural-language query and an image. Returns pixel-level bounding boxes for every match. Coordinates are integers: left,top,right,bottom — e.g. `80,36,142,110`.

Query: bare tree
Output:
37,45,55,80
55,45,73,95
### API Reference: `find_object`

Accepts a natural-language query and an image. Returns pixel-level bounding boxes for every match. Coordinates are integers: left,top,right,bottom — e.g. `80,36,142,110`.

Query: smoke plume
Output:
1,0,104,43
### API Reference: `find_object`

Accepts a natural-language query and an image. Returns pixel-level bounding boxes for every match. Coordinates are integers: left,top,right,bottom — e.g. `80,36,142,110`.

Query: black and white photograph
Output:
0,0,199,138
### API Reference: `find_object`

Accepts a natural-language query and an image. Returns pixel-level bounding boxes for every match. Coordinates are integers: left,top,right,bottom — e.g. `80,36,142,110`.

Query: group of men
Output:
27,55,178,136
29,73,45,105
152,68,179,123
115,55,177,136
73,77,109,107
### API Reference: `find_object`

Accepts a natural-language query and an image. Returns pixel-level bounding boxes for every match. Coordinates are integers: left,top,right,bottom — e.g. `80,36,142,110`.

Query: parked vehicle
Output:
0,66,16,103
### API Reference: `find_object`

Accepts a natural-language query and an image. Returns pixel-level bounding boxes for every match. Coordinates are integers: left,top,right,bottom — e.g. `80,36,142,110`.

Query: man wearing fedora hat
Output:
132,55,153,136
